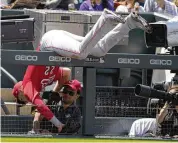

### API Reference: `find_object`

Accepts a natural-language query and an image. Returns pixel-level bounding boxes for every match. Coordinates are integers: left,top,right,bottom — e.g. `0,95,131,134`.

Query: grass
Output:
1,137,178,143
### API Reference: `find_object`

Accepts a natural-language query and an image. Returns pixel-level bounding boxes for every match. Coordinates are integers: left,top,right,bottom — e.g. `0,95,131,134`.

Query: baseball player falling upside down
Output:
39,9,153,59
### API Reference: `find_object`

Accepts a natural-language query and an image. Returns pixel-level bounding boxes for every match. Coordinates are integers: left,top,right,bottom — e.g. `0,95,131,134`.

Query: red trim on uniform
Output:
44,20,107,55
80,20,107,53
45,46,80,54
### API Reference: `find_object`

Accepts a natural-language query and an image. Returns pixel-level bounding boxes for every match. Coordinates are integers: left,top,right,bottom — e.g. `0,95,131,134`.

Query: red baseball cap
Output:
63,79,82,92
12,81,23,98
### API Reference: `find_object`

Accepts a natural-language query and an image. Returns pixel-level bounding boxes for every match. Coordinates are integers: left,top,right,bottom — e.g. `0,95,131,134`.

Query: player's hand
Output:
57,124,65,133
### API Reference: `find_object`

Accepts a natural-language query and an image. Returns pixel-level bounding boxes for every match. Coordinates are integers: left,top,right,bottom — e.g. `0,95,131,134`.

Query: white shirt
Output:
129,118,157,137
144,0,178,16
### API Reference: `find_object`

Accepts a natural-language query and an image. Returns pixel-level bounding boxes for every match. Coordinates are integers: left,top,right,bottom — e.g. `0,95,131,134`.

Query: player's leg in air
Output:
40,9,124,59
39,9,152,59
90,12,152,57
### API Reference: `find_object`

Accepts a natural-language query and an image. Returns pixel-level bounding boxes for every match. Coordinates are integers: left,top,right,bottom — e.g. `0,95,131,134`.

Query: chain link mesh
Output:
95,87,148,117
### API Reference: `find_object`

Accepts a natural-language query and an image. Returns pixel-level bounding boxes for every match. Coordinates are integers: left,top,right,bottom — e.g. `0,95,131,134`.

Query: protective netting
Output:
95,87,148,117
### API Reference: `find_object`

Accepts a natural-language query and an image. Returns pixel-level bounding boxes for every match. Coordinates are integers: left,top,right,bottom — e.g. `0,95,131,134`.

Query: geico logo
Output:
150,59,172,65
15,55,38,61
49,56,71,62
118,58,140,64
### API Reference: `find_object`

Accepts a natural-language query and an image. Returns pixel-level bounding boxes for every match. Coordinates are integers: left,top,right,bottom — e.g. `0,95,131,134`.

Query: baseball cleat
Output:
126,12,153,33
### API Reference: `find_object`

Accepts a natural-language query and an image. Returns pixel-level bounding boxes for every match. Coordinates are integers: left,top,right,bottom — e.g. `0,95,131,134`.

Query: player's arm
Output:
23,81,64,132
53,67,71,92
33,94,64,131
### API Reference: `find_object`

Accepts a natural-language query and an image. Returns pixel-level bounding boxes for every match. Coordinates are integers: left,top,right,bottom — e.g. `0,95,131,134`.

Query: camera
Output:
145,23,168,47
134,84,178,105
145,19,178,47
152,81,170,92
145,81,169,115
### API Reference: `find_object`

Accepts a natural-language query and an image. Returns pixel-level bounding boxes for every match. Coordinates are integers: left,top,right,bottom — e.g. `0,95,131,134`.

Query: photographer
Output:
134,80,178,138
30,79,82,134
128,82,166,137
156,86,178,137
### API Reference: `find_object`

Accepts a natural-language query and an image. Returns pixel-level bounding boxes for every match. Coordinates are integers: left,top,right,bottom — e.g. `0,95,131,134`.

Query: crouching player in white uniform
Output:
129,118,157,137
